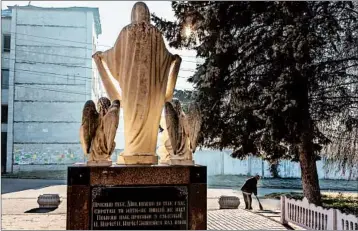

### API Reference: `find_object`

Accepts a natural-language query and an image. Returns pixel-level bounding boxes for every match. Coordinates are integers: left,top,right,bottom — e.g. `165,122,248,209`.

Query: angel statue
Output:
157,99,202,165
79,97,120,166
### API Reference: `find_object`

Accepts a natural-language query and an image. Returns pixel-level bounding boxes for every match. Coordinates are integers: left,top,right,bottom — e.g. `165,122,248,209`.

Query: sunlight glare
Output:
184,25,192,37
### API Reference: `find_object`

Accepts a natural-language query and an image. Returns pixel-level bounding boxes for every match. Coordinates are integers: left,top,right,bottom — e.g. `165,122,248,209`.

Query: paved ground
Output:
208,209,286,230
1,179,289,230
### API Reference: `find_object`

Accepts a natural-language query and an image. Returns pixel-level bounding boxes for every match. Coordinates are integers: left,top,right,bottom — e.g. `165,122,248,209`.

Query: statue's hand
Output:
92,51,103,61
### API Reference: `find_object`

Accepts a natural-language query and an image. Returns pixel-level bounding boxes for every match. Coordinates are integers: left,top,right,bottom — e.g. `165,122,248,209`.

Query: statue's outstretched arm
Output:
93,51,121,101
165,55,182,102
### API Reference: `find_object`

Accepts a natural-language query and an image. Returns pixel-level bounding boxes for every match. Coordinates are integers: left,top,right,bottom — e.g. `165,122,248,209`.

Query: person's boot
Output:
244,203,248,210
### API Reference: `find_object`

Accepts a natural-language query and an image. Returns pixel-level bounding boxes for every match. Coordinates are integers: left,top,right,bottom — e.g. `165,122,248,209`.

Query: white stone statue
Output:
92,2,182,165
157,99,202,165
157,117,174,164
80,97,120,166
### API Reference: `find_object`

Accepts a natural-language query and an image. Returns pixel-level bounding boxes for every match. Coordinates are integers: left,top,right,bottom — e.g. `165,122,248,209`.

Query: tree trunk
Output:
269,160,280,178
298,134,322,205
297,71,322,205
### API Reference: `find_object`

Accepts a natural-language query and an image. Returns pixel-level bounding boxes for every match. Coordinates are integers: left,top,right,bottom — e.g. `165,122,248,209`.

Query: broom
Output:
255,194,264,210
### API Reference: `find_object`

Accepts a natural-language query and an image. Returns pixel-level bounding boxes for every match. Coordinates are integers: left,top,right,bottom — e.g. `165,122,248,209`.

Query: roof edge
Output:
5,5,102,35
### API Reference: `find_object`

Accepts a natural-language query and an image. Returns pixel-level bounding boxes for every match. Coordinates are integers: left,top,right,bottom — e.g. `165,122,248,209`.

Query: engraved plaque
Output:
90,186,188,230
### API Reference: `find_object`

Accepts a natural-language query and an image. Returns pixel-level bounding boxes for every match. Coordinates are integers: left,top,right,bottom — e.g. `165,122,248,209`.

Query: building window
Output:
1,132,7,173
3,35,10,52
1,105,8,123
1,69,9,89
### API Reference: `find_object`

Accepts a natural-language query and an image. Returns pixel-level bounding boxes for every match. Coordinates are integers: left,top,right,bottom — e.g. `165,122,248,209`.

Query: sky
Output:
1,1,199,90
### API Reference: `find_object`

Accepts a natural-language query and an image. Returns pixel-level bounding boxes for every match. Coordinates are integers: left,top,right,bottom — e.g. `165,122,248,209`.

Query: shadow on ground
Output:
25,207,58,213
1,178,66,194
255,210,280,214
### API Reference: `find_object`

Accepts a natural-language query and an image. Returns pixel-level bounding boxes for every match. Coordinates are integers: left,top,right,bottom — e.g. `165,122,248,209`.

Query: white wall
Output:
1,89,8,104
193,150,354,180
9,7,98,170
2,17,11,33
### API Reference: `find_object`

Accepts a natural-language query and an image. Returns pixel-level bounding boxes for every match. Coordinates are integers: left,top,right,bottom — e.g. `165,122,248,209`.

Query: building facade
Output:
1,5,102,172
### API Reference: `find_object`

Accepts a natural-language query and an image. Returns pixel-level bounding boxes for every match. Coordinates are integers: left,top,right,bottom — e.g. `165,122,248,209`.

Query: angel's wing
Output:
164,101,181,155
102,100,120,154
186,102,202,153
80,100,99,154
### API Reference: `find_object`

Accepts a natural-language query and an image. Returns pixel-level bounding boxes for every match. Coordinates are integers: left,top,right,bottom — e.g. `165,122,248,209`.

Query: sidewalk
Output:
208,209,287,230
207,189,288,230
1,179,289,230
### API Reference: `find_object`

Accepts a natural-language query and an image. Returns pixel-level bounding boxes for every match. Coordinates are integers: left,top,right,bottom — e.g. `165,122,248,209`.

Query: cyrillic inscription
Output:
90,186,188,230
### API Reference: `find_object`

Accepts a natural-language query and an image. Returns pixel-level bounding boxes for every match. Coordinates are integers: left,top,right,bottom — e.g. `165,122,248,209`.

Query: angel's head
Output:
131,2,150,24
82,100,97,122
110,100,120,109
97,97,111,117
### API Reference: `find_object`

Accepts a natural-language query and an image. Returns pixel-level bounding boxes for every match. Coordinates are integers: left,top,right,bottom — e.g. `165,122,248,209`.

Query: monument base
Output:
158,159,169,165
168,159,195,166
66,165,207,230
117,154,158,165
87,160,112,166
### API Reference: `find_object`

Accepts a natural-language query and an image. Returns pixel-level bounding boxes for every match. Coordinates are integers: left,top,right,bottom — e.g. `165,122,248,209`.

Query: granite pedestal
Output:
66,165,207,230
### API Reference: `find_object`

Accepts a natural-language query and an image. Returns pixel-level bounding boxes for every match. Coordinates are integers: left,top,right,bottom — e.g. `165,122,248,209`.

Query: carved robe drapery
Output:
157,117,174,163
100,23,176,156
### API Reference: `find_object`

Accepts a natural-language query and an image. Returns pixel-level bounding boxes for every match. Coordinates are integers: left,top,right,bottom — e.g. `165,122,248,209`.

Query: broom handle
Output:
255,195,262,206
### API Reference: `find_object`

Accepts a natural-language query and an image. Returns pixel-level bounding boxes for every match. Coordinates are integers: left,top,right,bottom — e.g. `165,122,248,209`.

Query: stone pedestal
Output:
117,154,158,165
158,159,195,166
66,165,207,230
168,159,195,166
87,160,112,166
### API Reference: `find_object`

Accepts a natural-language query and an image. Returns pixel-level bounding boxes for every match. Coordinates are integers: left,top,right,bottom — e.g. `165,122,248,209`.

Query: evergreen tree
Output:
173,89,194,112
153,1,358,205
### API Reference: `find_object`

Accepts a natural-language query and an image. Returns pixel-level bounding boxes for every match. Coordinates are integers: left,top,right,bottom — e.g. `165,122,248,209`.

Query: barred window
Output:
3,35,10,52
1,69,9,89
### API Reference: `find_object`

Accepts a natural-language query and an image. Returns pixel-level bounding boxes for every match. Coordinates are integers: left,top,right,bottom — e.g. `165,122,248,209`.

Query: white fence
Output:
281,196,358,230
337,209,358,230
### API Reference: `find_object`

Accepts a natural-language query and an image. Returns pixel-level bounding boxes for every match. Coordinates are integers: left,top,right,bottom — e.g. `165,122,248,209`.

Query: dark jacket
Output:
241,177,258,195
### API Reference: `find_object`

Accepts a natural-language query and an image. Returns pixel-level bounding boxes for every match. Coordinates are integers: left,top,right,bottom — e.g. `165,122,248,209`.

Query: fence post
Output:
333,209,337,230
326,208,337,230
281,196,288,225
